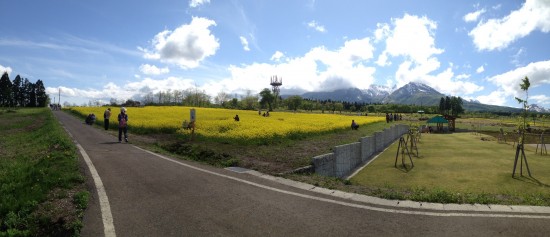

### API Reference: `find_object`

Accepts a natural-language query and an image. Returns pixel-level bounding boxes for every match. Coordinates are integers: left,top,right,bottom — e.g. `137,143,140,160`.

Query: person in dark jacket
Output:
118,107,129,143
351,120,359,130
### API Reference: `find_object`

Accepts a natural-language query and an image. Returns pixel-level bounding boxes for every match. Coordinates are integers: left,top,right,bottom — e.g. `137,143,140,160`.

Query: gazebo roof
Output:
427,115,449,124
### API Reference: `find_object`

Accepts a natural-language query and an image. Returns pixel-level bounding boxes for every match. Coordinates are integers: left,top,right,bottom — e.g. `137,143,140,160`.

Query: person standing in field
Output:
104,108,111,130
118,107,129,143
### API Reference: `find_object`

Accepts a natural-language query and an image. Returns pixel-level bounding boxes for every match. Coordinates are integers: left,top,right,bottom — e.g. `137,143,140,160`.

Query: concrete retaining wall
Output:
312,124,409,178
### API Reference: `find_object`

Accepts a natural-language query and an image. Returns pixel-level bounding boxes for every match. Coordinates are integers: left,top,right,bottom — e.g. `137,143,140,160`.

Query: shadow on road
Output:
99,141,122,145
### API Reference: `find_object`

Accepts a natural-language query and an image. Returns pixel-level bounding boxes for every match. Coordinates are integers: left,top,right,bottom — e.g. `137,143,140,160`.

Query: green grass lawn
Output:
350,131,550,205
0,108,88,236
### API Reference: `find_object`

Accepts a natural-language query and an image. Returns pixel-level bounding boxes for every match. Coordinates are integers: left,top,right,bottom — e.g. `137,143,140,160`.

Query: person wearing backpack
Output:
118,107,129,143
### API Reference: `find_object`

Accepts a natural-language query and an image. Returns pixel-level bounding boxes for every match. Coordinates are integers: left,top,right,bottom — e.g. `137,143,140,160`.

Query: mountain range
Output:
282,82,548,113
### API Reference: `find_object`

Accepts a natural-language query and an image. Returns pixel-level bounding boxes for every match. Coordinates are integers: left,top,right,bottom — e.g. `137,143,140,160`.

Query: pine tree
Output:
0,72,13,107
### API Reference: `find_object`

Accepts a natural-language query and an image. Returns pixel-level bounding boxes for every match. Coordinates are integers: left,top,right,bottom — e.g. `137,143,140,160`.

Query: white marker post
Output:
190,108,196,140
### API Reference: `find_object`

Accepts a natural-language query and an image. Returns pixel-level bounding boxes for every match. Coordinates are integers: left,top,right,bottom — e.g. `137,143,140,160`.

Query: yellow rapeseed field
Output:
68,106,384,141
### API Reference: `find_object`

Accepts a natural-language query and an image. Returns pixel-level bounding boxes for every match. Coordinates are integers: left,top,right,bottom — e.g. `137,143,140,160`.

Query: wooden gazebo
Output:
443,115,456,131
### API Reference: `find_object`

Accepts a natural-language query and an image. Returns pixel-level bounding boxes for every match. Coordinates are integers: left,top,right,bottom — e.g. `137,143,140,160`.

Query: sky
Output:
1,0,550,109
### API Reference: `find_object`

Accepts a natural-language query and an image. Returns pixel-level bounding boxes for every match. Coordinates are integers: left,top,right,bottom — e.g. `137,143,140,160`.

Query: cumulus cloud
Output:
139,64,169,75
374,23,390,43
270,51,284,61
375,14,482,96
377,14,443,67
456,73,470,80
239,36,250,51
189,0,210,8
463,9,486,23
476,90,507,106
531,94,550,106
476,65,485,73
141,17,219,69
487,60,550,101
46,77,197,104
469,0,550,51
307,20,327,33
0,64,12,75
202,37,377,95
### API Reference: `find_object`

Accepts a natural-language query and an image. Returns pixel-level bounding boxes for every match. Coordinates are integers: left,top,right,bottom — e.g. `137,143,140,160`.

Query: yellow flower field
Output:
68,106,385,141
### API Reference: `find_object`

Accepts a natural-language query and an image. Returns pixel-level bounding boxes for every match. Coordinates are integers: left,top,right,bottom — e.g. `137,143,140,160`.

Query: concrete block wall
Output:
312,153,335,177
312,124,409,178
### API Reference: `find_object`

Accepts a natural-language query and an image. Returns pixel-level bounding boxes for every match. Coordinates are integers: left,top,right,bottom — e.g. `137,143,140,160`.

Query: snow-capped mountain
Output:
297,82,524,113
529,104,549,113
301,84,391,103
382,82,443,105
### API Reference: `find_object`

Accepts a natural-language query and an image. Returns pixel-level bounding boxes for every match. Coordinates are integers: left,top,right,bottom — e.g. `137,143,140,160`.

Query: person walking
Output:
104,108,111,130
118,107,129,143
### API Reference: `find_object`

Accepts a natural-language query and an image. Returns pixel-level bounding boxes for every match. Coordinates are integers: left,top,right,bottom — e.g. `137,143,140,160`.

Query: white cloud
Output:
375,14,482,96
239,36,250,51
270,51,284,61
476,65,485,73
487,60,550,100
511,47,525,66
476,90,507,106
307,20,327,33
189,0,210,8
456,73,470,80
141,17,219,69
463,8,486,23
374,23,390,43
203,37,377,95
531,94,550,106
139,64,169,75
376,14,444,67
469,0,550,51
0,65,13,75
46,37,379,105
46,77,197,104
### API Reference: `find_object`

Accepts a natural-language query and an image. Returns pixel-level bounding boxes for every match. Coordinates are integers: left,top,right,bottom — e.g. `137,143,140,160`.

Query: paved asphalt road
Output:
53,111,550,237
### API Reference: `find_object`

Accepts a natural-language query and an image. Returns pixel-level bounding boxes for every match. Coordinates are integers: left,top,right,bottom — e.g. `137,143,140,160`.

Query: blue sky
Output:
1,0,549,108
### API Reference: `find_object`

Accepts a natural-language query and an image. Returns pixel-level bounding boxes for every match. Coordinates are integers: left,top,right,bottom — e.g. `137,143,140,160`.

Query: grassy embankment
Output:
0,108,88,236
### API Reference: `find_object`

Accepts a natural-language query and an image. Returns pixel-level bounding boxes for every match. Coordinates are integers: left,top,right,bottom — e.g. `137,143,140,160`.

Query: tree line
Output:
438,96,464,117
110,86,441,115
0,72,48,107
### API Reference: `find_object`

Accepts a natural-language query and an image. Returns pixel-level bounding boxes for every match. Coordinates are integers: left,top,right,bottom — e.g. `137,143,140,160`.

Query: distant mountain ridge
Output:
286,82,532,113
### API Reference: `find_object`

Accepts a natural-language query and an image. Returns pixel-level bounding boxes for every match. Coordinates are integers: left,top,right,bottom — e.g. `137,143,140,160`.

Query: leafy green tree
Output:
367,105,375,113
240,91,259,110
450,96,464,117
230,98,239,108
259,88,275,111
334,102,344,114
515,76,530,143
286,95,302,111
